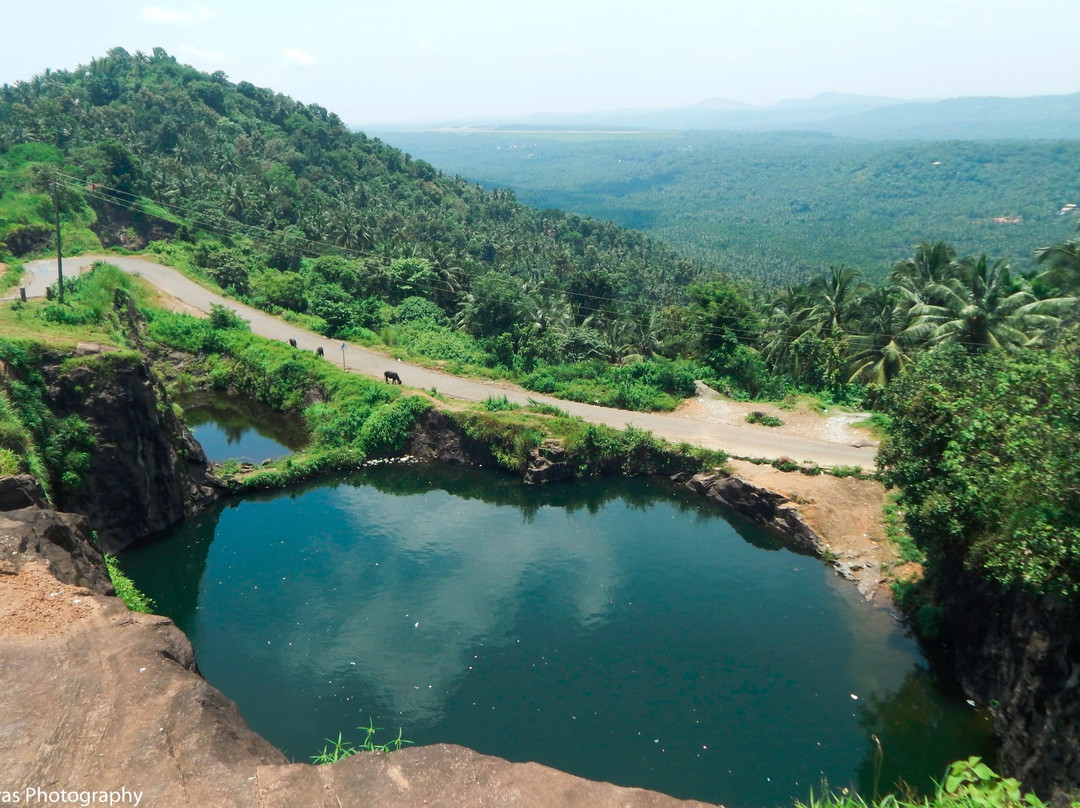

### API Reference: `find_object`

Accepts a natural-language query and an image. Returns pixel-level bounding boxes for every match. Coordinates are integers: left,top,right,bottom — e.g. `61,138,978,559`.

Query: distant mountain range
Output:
372,91,1080,140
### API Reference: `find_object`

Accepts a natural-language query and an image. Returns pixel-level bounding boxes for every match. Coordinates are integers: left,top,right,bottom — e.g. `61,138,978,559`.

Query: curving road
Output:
12,255,877,468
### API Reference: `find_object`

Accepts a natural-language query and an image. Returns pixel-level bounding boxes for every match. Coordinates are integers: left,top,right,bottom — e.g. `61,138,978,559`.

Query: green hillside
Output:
379,128,1080,285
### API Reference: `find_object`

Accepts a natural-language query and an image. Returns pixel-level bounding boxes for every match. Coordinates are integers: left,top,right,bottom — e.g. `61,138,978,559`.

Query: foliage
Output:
566,422,725,477
525,398,569,418
746,410,784,427
883,494,926,565
878,342,1080,597
829,465,870,479
795,757,1049,808
310,719,413,764
483,395,520,412
0,337,110,497
355,394,431,455
104,553,156,613
208,303,249,331
386,129,1080,286
522,357,700,412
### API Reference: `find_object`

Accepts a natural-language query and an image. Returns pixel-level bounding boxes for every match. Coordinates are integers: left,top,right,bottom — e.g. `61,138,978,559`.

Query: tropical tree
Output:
1035,236,1080,295
846,287,917,388
808,264,869,333
891,241,958,289
904,254,1070,351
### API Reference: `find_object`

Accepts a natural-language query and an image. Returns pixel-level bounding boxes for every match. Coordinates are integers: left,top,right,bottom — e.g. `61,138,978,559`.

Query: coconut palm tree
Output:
891,241,958,290
1035,236,1080,295
905,255,1071,351
846,287,917,387
808,264,869,334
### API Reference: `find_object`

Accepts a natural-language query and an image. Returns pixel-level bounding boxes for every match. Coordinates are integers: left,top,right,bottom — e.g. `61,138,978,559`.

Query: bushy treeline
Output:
879,339,1080,597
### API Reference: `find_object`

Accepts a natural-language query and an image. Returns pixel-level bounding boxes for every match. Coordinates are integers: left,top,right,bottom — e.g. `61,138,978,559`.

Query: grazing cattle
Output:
288,338,297,348
316,346,324,357
384,370,402,384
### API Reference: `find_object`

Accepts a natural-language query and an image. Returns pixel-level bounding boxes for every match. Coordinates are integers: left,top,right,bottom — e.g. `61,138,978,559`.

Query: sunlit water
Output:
122,459,994,808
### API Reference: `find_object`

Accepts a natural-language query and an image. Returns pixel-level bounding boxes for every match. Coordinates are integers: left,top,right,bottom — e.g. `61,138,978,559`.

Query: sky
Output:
2,0,1078,126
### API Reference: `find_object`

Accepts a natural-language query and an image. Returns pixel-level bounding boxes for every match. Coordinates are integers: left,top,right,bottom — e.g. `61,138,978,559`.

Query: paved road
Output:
14,255,877,468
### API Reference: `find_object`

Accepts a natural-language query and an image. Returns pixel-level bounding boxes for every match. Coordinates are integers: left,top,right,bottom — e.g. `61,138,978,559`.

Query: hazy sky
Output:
2,0,1078,126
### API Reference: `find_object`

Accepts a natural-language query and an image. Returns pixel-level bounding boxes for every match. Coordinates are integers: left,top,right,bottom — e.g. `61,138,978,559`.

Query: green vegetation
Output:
384,129,1080,286
878,341,1080,597
2,53,1080,799
104,553,155,613
3,51,1078,413
310,719,413,764
746,410,784,427
798,757,1055,808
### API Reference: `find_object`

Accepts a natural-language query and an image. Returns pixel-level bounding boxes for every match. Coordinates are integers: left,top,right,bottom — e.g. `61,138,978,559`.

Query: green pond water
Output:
122,458,995,808
177,392,309,464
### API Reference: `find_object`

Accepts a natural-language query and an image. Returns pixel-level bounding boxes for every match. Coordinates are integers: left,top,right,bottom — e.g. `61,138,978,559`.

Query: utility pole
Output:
52,171,63,304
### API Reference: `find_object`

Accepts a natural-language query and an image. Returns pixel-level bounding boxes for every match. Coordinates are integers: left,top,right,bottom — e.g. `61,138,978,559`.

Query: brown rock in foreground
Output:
0,498,718,808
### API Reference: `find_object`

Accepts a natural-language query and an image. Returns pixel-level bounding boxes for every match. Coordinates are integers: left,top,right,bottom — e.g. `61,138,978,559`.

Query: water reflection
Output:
177,391,308,463
122,463,994,808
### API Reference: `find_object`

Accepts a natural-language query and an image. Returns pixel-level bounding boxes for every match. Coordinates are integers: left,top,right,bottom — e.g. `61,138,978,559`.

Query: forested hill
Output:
0,47,705,307
379,128,1080,286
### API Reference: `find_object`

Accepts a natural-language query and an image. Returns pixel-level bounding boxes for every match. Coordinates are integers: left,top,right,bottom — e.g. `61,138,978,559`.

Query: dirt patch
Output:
677,384,877,456
725,459,903,602
0,561,97,639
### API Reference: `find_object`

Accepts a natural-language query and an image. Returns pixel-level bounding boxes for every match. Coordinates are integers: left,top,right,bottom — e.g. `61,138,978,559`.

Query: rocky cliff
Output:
42,347,221,551
939,568,1080,799
0,354,722,807
0,475,719,807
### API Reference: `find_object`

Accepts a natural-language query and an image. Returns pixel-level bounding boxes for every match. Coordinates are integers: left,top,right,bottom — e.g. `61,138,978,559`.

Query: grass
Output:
104,554,156,613
883,492,926,565
0,297,126,348
310,718,413,763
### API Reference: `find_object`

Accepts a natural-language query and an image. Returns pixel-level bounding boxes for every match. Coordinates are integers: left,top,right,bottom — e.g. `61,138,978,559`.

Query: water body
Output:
177,392,308,464
123,462,994,808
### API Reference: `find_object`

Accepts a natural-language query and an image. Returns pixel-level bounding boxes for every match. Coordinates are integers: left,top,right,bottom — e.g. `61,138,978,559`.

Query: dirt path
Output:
16,255,879,469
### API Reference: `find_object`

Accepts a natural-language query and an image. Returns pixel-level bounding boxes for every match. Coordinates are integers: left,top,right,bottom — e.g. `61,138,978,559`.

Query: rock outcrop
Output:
685,471,822,554
404,409,499,467
524,439,575,484
42,350,221,551
939,568,1080,799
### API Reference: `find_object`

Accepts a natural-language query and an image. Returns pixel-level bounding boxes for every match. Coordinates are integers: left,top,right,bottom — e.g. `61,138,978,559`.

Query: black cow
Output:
384,370,402,384
288,338,297,348
316,346,324,357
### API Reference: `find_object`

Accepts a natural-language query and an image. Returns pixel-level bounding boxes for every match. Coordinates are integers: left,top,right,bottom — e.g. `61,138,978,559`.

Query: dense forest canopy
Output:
381,129,1080,286
0,47,704,307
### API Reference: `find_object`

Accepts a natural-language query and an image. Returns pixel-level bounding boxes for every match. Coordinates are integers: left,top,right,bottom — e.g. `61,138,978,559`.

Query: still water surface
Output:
123,461,993,807
177,392,308,463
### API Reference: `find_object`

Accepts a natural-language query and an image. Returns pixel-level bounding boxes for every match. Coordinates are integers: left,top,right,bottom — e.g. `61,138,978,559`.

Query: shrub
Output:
746,410,784,427
357,395,431,455
483,395,520,412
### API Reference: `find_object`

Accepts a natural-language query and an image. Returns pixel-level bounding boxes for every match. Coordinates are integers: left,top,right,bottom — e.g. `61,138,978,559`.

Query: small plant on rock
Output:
310,718,413,764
